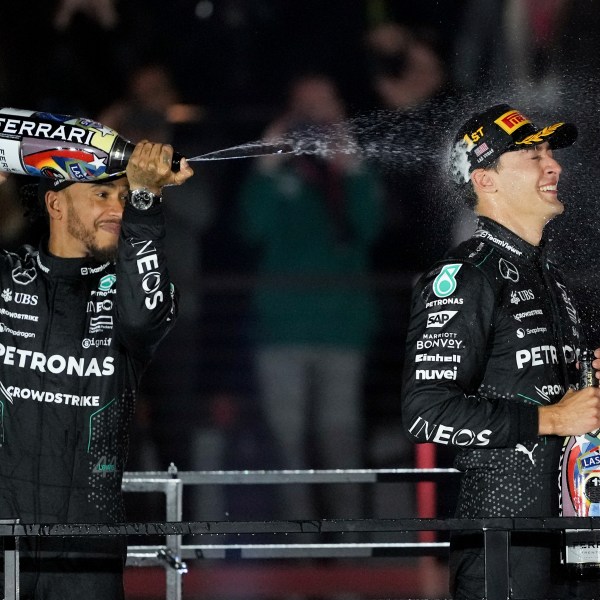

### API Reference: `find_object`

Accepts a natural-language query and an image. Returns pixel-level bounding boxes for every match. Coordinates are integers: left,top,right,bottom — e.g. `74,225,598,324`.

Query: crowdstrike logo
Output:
6,385,100,407
513,309,543,322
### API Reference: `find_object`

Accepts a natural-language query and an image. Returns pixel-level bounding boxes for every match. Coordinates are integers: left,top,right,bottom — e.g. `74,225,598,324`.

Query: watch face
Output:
129,189,157,210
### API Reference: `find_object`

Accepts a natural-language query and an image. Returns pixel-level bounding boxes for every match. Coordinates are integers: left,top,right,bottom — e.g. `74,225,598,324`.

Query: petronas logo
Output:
433,264,462,298
99,274,116,291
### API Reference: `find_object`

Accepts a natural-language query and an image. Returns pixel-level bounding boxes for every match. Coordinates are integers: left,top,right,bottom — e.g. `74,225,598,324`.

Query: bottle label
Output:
565,530,600,564
560,435,600,517
0,108,120,181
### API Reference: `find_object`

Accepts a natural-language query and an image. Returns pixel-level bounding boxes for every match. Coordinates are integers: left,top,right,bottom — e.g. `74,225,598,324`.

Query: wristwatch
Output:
128,188,162,210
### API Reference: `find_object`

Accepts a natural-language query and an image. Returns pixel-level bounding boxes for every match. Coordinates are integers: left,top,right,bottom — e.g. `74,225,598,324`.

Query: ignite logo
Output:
495,110,530,134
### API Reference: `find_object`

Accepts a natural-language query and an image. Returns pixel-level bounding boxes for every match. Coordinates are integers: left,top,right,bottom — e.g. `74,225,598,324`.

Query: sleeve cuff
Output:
509,402,539,445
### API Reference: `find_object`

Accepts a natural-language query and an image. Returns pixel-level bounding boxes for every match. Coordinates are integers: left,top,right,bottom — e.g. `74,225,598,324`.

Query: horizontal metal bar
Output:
122,479,181,493
3,517,600,537
127,541,450,562
122,468,460,485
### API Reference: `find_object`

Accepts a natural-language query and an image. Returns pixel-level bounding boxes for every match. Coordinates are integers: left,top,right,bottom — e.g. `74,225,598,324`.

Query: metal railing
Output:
3,468,597,600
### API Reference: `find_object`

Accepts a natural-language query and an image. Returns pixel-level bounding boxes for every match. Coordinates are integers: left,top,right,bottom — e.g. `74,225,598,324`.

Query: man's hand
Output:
592,347,600,381
539,386,600,435
126,141,194,195
0,173,8,186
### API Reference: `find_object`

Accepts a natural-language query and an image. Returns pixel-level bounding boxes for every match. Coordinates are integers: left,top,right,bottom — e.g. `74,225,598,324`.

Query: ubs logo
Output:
14,293,38,306
1,289,38,305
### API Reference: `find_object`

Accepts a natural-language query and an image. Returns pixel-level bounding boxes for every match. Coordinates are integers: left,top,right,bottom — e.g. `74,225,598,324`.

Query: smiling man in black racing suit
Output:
0,142,193,599
401,104,600,599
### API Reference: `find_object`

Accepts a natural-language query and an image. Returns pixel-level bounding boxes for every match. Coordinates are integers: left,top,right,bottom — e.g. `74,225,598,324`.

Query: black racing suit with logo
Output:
402,217,581,599
0,203,177,599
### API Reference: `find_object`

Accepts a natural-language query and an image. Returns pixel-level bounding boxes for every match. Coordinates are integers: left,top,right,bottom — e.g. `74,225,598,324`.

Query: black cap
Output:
449,103,578,185
37,173,126,205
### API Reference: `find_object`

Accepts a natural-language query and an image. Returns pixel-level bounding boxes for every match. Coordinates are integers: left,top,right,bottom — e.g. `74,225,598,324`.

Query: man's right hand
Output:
538,386,600,435
0,173,8,186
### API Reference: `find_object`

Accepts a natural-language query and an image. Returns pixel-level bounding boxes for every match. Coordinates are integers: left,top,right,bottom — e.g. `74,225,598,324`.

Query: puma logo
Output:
515,443,538,465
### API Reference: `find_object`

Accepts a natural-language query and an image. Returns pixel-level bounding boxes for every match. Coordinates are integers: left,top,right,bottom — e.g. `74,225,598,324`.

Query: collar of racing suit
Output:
474,216,547,264
36,237,112,279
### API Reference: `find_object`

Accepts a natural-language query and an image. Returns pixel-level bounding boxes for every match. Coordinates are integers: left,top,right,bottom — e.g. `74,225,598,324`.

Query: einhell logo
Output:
494,110,530,135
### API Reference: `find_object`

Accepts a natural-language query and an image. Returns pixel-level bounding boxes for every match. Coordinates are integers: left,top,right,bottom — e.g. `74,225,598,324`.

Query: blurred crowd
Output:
1,0,600,535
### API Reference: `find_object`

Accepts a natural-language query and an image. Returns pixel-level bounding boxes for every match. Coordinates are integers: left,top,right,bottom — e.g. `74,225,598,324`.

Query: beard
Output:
66,200,118,263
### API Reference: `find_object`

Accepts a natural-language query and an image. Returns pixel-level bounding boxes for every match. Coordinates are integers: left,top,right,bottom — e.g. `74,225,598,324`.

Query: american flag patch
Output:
474,142,489,157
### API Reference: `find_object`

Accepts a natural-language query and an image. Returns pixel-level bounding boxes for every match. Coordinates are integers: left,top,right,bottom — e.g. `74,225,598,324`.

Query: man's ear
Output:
45,191,63,221
471,168,497,195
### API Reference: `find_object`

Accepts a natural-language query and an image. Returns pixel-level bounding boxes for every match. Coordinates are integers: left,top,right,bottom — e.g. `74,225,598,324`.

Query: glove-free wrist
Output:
128,188,162,211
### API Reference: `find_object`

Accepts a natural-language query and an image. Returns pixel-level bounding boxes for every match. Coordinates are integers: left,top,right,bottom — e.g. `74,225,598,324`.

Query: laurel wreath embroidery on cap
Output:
515,122,564,145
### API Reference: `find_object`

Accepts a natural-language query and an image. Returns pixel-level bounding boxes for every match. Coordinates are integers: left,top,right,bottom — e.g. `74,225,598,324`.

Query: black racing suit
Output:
0,203,177,599
402,217,581,599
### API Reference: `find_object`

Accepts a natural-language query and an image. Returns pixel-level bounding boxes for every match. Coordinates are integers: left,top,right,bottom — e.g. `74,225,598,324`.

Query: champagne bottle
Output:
560,349,600,579
0,108,181,182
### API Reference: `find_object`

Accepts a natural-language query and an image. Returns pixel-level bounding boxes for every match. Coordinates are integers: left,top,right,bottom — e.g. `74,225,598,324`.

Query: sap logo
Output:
408,416,491,446
416,367,457,380
515,345,558,369
426,310,458,328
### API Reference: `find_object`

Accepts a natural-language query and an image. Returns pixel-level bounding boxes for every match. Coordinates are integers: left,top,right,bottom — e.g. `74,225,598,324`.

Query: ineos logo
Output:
499,258,519,282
